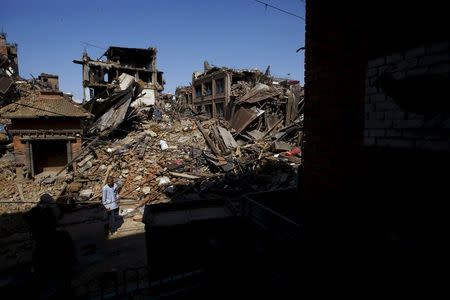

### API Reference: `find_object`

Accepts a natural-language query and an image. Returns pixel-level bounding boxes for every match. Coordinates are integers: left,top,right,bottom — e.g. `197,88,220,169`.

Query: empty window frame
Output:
205,104,213,117
140,72,152,83
216,102,224,118
203,81,212,96
195,85,202,97
215,78,225,94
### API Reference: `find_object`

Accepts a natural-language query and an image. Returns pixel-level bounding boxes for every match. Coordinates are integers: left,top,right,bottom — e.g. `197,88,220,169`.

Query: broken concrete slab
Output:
247,129,265,141
79,189,93,200
272,141,291,152
116,73,135,91
78,161,93,173
89,91,133,135
218,126,238,149
77,154,94,167
131,88,156,107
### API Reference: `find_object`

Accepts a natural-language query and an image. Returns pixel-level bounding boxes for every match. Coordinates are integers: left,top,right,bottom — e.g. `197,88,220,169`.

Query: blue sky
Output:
0,0,305,101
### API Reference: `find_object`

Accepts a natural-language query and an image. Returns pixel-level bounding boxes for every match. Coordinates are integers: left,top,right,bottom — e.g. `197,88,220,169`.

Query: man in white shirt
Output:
102,176,120,235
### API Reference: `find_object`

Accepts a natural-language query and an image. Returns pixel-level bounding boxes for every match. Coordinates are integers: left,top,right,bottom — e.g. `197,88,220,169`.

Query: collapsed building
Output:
36,73,59,91
0,37,304,298
0,34,92,178
191,62,266,119
188,61,304,152
73,46,164,104
0,33,19,105
174,85,193,113
73,46,166,136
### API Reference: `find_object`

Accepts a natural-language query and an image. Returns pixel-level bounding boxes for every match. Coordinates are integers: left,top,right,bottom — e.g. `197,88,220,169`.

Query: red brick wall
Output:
71,137,82,160
12,135,27,169
0,36,7,56
12,136,83,174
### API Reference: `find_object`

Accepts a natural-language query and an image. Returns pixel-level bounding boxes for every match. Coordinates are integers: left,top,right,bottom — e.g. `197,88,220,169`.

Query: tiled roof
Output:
0,91,91,119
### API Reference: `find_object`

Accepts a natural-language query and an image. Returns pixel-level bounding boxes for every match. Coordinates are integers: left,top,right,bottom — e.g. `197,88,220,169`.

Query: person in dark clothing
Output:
24,194,76,299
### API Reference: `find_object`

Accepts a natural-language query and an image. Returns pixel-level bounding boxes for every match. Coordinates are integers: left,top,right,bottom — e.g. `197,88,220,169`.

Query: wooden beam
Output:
29,142,35,177
195,121,221,156
168,172,201,180
54,136,100,177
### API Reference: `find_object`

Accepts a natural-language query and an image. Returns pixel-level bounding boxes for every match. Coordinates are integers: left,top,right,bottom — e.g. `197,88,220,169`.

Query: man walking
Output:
102,176,120,235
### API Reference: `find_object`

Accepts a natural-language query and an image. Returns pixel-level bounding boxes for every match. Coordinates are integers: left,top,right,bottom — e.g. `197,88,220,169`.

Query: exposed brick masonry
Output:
364,41,450,150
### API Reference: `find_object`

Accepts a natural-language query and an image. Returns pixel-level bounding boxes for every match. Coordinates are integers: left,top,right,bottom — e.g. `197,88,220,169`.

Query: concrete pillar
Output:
212,79,217,117
224,73,232,120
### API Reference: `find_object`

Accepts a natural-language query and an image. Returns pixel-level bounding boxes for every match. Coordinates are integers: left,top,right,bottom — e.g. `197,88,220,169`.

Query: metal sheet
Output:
90,91,133,134
230,107,258,134
217,126,238,148
237,83,280,104
0,76,13,94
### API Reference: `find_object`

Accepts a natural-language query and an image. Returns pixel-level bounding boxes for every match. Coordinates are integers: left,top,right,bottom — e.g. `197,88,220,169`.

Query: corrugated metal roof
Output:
0,91,91,119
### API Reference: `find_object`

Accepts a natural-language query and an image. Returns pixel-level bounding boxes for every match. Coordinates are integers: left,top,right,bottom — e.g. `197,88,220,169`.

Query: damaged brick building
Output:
37,73,59,91
174,85,193,112
0,33,18,77
191,61,303,130
0,33,19,102
191,63,265,119
0,91,91,177
73,46,164,105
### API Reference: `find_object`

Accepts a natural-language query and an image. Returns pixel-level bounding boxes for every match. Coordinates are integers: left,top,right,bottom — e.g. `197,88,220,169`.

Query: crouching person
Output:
102,176,120,235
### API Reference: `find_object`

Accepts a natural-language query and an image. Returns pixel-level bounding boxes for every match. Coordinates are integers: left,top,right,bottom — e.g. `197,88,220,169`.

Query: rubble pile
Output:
1,41,303,220
173,86,193,114
0,107,300,216
230,81,252,99
228,77,304,150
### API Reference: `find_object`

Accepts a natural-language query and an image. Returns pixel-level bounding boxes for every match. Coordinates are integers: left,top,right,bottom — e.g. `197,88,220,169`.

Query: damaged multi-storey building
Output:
191,62,266,119
189,62,304,147
73,46,164,105
73,45,165,135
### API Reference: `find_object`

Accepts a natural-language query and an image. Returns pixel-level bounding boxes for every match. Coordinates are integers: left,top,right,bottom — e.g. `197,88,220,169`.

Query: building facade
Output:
192,66,264,120
0,91,91,177
74,46,164,105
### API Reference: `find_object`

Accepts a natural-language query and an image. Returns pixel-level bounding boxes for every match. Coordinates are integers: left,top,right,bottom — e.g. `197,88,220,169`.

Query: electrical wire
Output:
254,0,305,20
12,101,74,118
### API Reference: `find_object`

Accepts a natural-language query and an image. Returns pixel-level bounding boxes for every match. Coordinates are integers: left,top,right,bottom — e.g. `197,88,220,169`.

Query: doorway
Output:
32,140,68,175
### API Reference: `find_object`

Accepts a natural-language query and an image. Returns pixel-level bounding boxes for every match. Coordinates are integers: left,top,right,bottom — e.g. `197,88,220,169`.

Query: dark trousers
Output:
107,208,119,233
